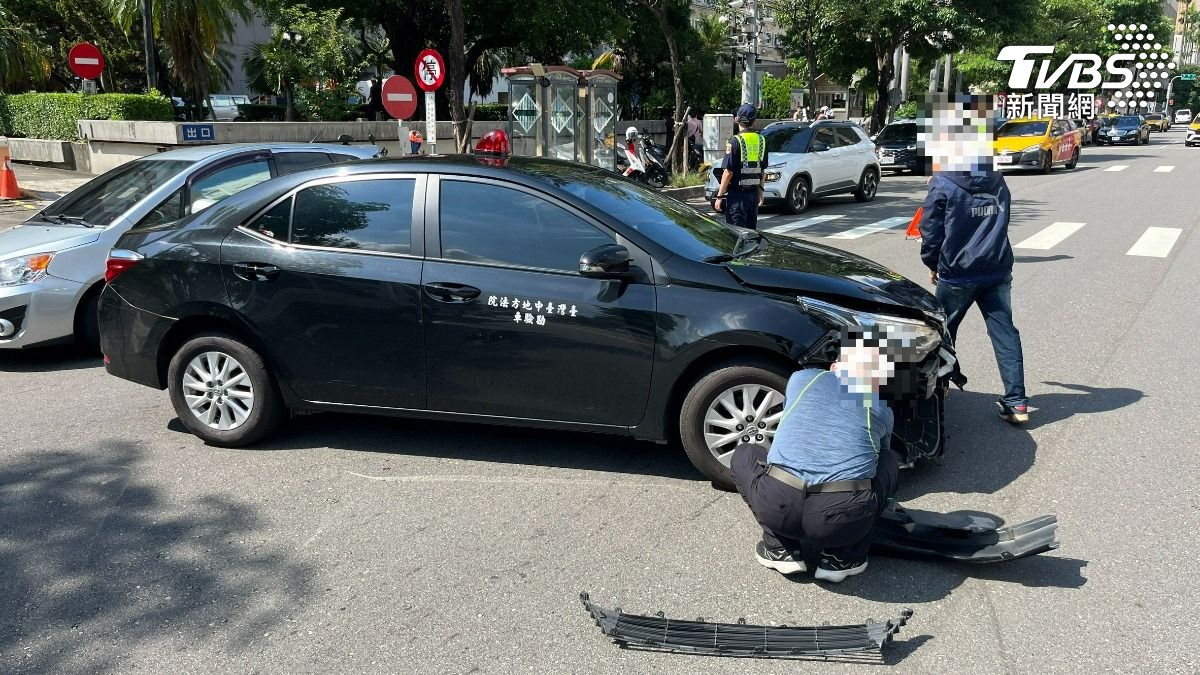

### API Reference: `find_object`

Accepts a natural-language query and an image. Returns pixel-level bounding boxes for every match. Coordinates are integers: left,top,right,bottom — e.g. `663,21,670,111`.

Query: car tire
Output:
782,175,810,215
678,360,791,490
74,286,101,353
1040,152,1053,174
167,333,285,447
853,168,879,202
1066,147,1079,170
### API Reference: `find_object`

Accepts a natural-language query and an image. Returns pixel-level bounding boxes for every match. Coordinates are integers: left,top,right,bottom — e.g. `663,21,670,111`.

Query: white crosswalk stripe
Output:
1103,165,1128,172
1153,165,1175,173
825,216,911,240
1013,222,1085,250
765,214,844,234
1126,227,1182,257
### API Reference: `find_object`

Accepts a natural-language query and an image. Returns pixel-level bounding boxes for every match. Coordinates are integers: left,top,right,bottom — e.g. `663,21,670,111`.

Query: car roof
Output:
136,142,379,162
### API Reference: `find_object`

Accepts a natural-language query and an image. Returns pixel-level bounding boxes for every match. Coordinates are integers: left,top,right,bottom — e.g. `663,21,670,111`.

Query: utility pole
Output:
731,0,760,105
142,0,156,92
900,49,911,103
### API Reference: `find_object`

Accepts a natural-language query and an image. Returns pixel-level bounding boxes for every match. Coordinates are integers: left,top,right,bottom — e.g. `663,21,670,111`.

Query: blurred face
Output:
918,94,997,173
833,340,895,396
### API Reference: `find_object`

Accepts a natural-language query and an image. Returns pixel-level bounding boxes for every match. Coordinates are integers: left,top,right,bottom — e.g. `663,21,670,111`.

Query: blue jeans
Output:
936,275,1028,407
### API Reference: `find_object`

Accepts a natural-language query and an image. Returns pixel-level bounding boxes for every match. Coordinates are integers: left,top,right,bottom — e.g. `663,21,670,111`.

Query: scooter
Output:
617,132,670,188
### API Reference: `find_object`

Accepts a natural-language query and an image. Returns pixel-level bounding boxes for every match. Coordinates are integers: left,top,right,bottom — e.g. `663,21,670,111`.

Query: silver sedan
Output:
0,142,382,350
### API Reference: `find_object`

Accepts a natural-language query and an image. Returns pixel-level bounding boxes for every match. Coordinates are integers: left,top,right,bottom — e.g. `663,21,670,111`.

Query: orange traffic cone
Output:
0,151,22,200
905,206,923,239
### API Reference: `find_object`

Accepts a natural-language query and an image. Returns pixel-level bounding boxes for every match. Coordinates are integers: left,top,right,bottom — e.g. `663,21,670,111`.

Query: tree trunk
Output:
872,41,893,134
641,0,685,172
444,0,469,152
805,43,819,118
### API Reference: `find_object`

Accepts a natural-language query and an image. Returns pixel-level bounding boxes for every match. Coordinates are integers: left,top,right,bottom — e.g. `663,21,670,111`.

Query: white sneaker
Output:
755,540,806,575
814,553,867,583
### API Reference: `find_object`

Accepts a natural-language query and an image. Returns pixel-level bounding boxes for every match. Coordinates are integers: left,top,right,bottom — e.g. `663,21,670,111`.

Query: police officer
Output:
713,104,767,230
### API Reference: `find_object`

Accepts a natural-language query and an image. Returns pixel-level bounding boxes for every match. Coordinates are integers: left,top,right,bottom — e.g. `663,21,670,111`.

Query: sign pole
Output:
425,92,437,153
142,0,156,91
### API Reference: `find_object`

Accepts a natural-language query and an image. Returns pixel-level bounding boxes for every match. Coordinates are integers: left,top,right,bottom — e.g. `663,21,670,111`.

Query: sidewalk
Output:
8,163,93,201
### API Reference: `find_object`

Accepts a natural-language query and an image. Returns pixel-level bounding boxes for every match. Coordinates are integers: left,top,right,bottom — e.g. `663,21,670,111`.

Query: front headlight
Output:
1021,144,1043,153
764,163,785,182
0,252,54,287
906,144,917,150
798,297,941,361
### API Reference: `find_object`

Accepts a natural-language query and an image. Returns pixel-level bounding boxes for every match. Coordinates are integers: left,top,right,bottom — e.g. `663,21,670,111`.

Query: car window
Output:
997,121,1048,137
762,126,812,154
875,123,916,143
834,126,860,147
291,179,414,254
42,159,193,226
811,126,836,150
439,180,613,271
274,152,333,176
1115,116,1141,128
190,157,272,211
251,197,292,241
131,188,185,231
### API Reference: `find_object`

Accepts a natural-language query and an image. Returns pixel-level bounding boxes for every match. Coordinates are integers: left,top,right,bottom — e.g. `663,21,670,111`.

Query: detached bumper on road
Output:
0,275,85,349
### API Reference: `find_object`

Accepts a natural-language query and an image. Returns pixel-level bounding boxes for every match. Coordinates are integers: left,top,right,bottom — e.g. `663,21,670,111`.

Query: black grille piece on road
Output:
870,505,1059,563
579,592,912,658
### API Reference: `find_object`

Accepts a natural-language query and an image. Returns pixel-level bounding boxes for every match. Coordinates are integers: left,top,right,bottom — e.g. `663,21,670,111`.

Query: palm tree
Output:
106,0,251,116
0,7,50,91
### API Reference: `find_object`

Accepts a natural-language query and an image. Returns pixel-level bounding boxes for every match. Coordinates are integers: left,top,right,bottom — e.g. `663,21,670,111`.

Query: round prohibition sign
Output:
414,49,445,91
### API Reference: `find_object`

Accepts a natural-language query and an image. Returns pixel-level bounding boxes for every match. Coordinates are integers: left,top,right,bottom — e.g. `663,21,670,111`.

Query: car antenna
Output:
309,132,321,143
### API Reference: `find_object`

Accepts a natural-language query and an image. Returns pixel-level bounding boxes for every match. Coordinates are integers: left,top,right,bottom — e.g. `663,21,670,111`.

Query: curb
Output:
660,185,704,201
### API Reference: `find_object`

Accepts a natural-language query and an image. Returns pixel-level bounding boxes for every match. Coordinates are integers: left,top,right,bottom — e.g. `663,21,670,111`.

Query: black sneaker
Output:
814,552,867,583
996,401,1030,424
755,539,806,575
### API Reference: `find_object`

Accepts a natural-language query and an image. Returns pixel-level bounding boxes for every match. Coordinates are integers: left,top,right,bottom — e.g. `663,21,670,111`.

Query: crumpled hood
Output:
0,221,101,258
939,170,1005,194
724,234,940,313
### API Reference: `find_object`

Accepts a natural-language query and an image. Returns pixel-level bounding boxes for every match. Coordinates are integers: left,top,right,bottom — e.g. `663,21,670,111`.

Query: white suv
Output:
705,121,880,214
1174,108,1192,125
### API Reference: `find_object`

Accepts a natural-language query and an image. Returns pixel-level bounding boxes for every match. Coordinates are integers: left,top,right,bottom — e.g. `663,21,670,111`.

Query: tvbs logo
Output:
998,46,1135,90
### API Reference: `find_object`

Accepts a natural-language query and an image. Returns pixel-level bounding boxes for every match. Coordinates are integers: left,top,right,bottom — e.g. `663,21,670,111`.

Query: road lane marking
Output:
1103,165,1128,172
1154,165,1175,172
766,214,845,234
1126,227,1182,257
1013,222,1085,250
825,216,911,240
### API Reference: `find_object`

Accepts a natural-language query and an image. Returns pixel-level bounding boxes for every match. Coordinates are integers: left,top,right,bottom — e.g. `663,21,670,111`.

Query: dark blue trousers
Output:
723,189,760,230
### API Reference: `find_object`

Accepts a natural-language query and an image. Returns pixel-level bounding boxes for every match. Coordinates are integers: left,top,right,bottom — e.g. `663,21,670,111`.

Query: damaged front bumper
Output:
580,592,912,657
871,503,1060,563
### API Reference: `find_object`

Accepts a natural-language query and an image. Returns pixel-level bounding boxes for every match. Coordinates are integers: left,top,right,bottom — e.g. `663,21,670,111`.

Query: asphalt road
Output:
2,130,1198,673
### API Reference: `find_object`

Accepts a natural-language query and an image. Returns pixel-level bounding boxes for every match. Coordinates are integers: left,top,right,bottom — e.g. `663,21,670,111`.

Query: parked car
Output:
99,155,956,488
0,143,381,352
1071,118,1100,146
1097,115,1151,145
207,94,252,121
993,117,1081,173
704,120,880,215
871,119,928,174
1173,108,1192,125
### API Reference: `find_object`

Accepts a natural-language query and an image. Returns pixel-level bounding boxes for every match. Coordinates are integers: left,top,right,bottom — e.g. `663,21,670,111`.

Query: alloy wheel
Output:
703,383,786,467
181,351,255,431
862,171,878,199
790,179,809,212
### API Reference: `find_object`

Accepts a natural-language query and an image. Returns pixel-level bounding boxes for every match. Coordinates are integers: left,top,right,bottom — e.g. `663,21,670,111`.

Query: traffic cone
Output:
0,153,22,200
905,206,923,239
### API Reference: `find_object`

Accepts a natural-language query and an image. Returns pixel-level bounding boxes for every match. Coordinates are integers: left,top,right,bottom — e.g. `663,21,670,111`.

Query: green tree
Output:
0,5,49,91
766,0,827,117
1,0,144,92
107,0,253,115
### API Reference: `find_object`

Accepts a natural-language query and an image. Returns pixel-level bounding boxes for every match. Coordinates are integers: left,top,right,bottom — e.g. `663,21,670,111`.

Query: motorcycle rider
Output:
713,104,767,230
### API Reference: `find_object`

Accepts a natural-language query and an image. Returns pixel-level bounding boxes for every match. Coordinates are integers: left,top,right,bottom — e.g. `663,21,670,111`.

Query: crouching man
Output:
731,333,900,583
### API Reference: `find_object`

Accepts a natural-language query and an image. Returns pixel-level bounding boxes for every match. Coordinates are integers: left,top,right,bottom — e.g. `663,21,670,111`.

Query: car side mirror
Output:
579,244,632,279
811,142,829,152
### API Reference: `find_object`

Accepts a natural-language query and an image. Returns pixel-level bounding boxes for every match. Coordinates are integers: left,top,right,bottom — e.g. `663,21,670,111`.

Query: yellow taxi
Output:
993,117,1081,173
1144,112,1169,132
1186,113,1200,147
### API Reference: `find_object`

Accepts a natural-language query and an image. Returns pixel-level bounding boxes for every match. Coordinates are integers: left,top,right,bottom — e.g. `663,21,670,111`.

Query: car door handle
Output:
232,262,281,282
424,282,481,303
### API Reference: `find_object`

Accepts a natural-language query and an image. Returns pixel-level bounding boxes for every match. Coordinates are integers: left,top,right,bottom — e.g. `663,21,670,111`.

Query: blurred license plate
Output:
879,155,895,164
994,155,1014,164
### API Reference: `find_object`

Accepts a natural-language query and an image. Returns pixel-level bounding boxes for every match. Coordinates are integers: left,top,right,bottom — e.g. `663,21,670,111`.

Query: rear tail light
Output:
105,249,144,283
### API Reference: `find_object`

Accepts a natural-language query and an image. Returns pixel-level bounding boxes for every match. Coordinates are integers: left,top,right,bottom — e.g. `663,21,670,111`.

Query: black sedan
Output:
872,120,929,174
98,156,954,487
1097,115,1151,145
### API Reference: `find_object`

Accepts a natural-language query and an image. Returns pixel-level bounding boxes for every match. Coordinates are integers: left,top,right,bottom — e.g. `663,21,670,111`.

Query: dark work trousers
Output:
731,443,900,562
723,188,760,230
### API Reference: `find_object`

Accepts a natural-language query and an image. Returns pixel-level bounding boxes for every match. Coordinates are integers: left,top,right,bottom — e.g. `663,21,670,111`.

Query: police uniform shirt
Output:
726,133,768,191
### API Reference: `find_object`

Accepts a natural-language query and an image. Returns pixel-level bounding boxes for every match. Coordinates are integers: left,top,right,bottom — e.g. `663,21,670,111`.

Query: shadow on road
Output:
1014,254,1073,263
182,412,707,483
0,345,101,373
0,442,315,672
1026,381,1145,430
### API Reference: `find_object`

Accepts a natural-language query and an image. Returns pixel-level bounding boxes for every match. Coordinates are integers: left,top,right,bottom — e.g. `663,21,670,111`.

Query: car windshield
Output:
761,125,813,153
527,165,740,261
1145,114,1162,120
42,159,193,225
997,121,1048,137
875,122,916,143
1115,116,1140,128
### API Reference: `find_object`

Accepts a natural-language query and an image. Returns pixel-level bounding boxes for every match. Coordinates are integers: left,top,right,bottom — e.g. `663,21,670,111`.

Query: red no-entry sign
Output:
381,76,418,120
68,43,105,81
414,49,445,92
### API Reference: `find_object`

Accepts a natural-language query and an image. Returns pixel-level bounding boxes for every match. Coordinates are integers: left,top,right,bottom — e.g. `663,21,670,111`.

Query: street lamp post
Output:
281,28,304,122
728,0,760,106
1164,75,1182,116
141,0,155,92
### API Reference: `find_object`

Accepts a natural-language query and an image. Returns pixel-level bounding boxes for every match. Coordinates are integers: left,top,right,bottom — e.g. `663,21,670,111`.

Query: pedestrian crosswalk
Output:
1013,222,1086,250
1126,227,1182,257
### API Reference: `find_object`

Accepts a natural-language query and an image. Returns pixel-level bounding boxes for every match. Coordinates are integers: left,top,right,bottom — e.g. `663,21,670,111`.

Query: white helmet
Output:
625,126,639,141
820,106,830,113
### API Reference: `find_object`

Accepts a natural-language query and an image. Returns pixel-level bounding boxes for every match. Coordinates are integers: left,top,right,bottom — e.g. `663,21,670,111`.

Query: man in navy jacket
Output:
919,169,1029,423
